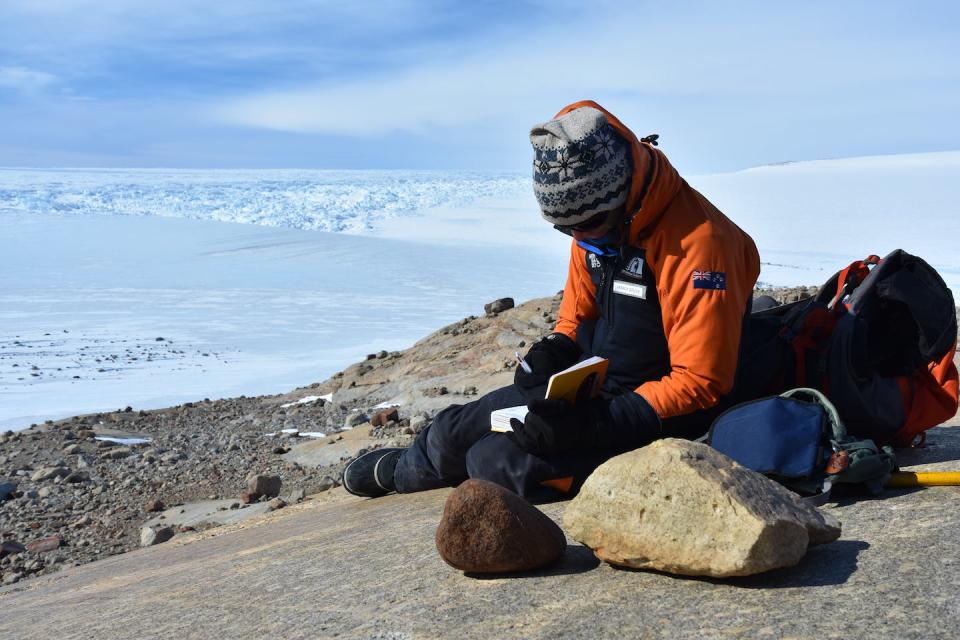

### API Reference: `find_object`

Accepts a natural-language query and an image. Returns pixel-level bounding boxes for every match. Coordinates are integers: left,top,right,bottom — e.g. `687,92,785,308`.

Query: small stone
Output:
144,499,166,513
63,444,83,455
484,297,515,316
409,415,429,433
316,476,337,492
370,407,399,427
240,491,259,504
63,471,89,484
435,479,566,573
286,488,307,503
344,413,368,429
31,466,70,482
26,535,63,553
72,515,93,528
267,497,287,511
272,446,289,455
24,557,44,572
246,474,282,498
3,572,23,585
102,447,132,460
563,439,842,578
0,482,17,502
0,540,26,558
140,526,175,547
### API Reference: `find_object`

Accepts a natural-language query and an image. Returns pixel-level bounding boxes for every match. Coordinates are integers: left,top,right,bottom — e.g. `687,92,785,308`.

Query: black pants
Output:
393,385,616,502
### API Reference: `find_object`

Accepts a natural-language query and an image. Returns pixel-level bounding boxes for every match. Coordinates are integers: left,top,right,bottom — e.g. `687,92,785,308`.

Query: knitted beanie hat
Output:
530,107,632,227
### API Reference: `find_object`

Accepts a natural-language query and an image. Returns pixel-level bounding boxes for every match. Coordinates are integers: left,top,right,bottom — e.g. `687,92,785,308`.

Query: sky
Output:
0,1,958,173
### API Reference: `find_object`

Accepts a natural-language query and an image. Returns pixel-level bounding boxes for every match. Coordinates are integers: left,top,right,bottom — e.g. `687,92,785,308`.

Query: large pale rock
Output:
436,479,566,573
564,439,841,577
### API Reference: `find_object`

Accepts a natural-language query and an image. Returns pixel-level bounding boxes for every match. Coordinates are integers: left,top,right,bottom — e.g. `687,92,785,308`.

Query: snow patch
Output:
280,394,332,409
94,436,152,445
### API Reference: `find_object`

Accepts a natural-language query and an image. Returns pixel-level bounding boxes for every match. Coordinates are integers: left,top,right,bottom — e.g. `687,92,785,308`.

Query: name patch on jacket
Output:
692,270,727,290
612,280,647,299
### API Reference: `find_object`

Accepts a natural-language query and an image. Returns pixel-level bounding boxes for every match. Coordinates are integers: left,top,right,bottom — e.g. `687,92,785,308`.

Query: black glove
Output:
507,392,661,457
513,333,581,390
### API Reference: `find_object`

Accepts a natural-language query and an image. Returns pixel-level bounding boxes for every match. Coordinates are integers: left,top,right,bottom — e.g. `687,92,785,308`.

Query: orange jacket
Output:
553,101,761,420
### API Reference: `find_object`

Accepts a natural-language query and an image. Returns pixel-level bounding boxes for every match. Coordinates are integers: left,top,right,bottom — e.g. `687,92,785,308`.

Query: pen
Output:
514,351,533,374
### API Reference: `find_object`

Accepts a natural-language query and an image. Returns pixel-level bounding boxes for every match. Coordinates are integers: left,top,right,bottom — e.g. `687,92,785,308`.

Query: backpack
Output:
736,249,959,447
707,388,896,501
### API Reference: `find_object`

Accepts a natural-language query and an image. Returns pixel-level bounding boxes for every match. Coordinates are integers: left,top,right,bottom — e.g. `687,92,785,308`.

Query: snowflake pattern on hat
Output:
530,107,632,226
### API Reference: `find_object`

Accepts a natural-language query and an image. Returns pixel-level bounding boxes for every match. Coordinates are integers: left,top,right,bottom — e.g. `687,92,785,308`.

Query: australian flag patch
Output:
692,270,727,290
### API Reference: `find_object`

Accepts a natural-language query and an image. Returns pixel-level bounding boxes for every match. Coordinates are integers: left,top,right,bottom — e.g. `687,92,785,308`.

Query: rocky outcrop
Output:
435,479,566,573
564,439,841,577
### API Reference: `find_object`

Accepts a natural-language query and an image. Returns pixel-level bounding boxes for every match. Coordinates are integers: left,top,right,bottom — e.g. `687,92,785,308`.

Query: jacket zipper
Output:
602,256,617,332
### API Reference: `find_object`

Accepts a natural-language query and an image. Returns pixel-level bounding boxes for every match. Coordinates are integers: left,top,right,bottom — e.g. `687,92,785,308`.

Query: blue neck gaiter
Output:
575,225,623,257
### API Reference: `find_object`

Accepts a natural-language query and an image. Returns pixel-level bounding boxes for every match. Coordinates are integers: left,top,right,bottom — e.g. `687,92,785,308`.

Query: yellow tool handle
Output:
886,471,960,488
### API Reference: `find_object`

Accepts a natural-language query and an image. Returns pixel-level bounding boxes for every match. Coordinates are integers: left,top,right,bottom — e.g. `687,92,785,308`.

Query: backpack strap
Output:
828,255,880,310
779,387,848,442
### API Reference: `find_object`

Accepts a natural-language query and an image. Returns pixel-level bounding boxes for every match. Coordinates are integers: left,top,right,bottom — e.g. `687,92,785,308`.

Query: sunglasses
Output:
553,207,623,236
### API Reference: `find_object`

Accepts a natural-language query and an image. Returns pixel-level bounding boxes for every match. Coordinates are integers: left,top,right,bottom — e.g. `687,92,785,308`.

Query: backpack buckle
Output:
825,450,850,474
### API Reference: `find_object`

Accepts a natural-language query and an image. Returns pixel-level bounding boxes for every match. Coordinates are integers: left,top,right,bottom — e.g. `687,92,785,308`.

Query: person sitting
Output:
343,101,760,501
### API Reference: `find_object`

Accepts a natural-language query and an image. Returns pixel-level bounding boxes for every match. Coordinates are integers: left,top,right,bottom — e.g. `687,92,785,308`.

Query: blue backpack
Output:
707,388,896,502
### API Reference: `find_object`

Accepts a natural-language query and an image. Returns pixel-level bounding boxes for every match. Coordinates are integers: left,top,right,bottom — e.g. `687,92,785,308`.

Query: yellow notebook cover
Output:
543,355,608,404
490,356,609,432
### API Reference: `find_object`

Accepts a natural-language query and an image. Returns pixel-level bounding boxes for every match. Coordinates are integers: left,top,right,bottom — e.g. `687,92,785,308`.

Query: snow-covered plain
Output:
2,152,958,429
690,151,960,287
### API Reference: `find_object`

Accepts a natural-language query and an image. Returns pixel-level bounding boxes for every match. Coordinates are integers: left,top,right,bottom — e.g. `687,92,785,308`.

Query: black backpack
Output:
736,249,958,447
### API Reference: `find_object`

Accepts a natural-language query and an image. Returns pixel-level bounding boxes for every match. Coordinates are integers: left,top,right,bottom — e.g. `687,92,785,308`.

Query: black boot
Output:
342,448,405,498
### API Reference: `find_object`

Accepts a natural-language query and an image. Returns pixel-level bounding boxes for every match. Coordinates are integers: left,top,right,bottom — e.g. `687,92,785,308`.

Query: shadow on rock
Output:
728,539,870,589
605,539,869,589
466,544,600,580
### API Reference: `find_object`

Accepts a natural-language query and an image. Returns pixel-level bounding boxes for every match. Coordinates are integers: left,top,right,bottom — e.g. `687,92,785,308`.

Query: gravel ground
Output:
0,286,820,586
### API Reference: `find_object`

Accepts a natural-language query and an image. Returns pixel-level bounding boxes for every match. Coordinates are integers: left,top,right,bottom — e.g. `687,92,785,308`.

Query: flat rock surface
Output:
284,424,378,468
142,499,272,530
2,424,960,638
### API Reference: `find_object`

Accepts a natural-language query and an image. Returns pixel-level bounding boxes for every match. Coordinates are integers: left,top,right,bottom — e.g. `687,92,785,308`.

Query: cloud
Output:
210,3,960,139
1,1,958,170
0,66,57,92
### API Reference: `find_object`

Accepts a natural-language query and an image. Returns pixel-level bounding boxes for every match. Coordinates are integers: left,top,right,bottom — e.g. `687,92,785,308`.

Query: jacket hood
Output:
553,100,681,242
